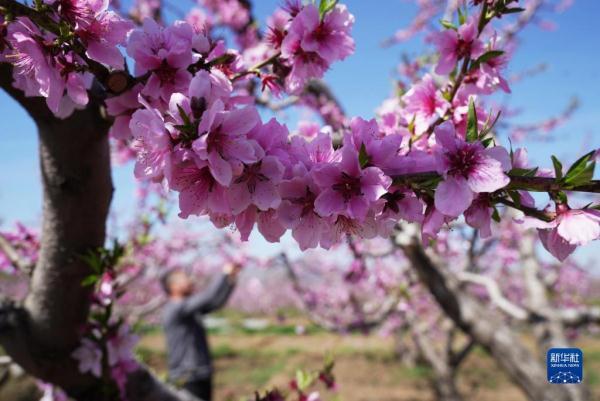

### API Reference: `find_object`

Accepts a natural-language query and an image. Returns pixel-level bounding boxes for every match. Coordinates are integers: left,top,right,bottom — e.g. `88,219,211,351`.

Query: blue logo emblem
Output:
547,348,583,384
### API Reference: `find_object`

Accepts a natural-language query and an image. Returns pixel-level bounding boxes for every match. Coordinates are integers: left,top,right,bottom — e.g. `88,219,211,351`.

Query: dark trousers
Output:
183,377,212,401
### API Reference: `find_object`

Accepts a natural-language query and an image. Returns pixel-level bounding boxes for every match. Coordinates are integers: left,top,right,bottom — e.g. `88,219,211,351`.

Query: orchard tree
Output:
0,0,599,401
277,218,599,401
0,200,302,400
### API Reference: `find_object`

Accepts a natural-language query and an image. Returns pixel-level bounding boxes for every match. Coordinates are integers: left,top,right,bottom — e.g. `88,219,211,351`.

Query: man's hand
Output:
223,262,242,280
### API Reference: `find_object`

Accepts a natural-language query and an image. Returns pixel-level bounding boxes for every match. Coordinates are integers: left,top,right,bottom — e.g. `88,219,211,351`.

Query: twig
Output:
0,234,33,275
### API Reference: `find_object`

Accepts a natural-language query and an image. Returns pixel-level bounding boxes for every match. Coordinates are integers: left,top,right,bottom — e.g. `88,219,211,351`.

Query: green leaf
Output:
502,7,526,14
440,20,457,30
466,97,478,142
477,50,504,65
565,162,595,187
564,151,596,187
481,137,494,148
295,369,317,391
81,275,99,287
508,190,522,209
319,0,338,19
470,50,504,71
177,104,191,126
523,167,539,177
491,207,501,223
565,151,594,176
205,53,235,68
509,167,539,177
551,156,564,180
479,110,502,139
457,7,467,25
358,143,370,169
407,115,416,135
556,191,568,205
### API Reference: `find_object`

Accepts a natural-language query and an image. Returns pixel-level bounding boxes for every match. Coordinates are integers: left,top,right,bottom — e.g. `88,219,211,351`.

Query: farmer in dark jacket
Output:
161,263,240,401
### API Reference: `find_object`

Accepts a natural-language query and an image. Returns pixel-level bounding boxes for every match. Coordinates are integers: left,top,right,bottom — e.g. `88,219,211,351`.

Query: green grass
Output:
247,359,288,388
399,365,433,380
212,344,301,360
206,323,325,336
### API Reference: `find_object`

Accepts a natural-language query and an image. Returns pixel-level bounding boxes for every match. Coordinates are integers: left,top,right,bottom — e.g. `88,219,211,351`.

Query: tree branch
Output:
449,338,476,369
457,271,529,321
278,253,398,332
0,62,56,122
0,234,34,275
560,307,600,328
394,230,573,401
393,170,600,194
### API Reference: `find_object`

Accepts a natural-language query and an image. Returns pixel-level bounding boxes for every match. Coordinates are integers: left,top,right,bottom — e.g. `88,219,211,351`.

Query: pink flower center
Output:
446,143,482,178
332,173,362,201
455,39,472,59
205,127,225,155
235,162,268,193
423,93,438,116
154,61,178,84
289,186,317,217
266,27,285,49
311,23,331,44
199,167,217,192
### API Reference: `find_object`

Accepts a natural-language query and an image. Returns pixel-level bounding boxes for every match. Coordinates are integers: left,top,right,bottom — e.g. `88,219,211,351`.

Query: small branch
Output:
457,272,529,321
0,62,56,122
503,0,543,43
231,52,281,81
392,171,600,194
495,198,554,222
256,96,299,111
507,174,600,193
278,253,398,332
303,79,348,131
560,307,600,328
449,338,476,368
0,234,34,275
466,229,479,270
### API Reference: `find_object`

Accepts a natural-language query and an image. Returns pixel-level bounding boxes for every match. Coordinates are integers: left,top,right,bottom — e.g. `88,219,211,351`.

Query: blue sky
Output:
0,1,598,265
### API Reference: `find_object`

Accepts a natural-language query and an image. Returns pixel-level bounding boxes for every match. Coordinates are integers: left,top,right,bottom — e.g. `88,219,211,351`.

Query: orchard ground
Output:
2,311,599,401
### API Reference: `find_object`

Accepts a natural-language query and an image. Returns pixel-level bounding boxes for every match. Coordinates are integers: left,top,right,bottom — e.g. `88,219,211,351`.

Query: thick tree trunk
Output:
0,105,115,398
399,239,581,401
0,64,201,400
412,337,464,401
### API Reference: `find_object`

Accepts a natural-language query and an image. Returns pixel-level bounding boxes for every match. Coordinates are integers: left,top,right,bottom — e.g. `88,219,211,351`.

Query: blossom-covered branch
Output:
2,0,598,264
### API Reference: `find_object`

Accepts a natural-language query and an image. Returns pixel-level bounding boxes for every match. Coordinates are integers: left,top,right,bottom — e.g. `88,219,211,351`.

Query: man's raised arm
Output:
179,264,241,316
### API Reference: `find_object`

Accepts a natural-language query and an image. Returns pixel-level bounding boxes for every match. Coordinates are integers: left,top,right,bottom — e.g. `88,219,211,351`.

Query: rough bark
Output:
0,97,114,398
0,65,201,400
397,236,579,401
